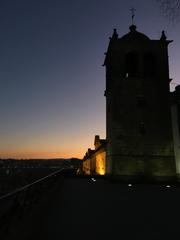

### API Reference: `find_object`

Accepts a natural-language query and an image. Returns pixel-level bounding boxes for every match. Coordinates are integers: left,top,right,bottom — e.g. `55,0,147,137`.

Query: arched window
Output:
125,52,139,77
143,53,157,77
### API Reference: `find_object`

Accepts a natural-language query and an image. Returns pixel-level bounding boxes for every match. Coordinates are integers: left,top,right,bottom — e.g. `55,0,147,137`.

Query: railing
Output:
0,167,74,236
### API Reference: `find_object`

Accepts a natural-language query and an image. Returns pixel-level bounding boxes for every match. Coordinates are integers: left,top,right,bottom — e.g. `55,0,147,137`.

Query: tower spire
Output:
129,7,136,25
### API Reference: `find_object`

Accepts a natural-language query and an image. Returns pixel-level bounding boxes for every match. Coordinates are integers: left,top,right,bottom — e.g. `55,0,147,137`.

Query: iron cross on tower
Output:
129,7,136,25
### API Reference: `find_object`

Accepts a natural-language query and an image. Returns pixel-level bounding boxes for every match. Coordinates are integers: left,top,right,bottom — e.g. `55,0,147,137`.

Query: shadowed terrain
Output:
3,176,180,240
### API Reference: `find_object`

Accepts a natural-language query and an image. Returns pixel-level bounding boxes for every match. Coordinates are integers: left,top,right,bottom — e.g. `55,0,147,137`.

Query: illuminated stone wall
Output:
83,149,106,175
83,159,91,175
104,27,176,181
95,150,106,175
90,154,96,175
83,136,106,176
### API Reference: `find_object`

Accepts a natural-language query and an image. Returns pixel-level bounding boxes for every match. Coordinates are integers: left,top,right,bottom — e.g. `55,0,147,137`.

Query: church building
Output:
83,23,177,182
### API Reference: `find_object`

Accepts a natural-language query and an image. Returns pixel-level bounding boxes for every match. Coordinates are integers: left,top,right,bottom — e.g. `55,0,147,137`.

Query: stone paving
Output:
4,177,180,240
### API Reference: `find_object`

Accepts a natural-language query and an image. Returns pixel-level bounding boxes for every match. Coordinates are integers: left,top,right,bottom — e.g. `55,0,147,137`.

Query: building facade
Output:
83,24,177,182
171,86,180,179
83,135,106,175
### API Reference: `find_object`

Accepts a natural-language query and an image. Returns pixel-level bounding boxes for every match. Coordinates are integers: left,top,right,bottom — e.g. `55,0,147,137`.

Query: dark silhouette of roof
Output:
121,25,150,41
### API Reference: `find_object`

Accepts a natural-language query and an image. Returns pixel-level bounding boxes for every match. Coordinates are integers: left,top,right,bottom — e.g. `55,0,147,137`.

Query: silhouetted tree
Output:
157,0,180,22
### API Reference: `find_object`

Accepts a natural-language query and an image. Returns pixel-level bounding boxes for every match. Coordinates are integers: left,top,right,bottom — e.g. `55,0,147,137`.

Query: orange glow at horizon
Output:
0,149,84,160
0,125,105,160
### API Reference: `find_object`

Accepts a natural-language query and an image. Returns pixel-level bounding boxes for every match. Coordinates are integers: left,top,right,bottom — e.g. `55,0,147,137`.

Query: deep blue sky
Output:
0,0,179,159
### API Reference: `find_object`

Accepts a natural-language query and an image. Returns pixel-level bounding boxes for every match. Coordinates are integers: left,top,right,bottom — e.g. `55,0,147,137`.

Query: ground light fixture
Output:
91,178,96,182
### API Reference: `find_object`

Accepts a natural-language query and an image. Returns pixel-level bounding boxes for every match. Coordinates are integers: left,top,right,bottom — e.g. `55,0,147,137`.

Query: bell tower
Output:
104,25,176,181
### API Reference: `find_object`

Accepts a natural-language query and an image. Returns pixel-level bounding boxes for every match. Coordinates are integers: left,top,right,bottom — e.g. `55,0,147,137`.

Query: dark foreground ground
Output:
3,176,180,240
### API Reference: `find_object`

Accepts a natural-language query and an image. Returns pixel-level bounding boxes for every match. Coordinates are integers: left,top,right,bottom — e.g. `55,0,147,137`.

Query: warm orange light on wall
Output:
96,152,106,175
83,159,91,175
99,168,105,175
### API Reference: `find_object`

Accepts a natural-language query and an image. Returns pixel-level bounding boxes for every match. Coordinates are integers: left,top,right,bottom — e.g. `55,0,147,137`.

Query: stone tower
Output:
104,25,176,181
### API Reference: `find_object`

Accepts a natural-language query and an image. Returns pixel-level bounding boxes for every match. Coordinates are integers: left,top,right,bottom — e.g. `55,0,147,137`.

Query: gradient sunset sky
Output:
0,0,180,159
